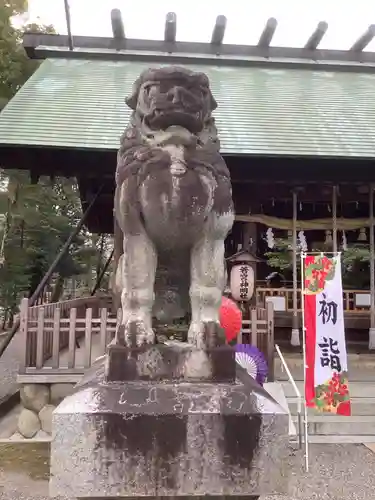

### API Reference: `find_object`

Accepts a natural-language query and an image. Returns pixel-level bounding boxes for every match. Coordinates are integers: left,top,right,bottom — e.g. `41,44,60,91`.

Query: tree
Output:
265,237,371,289
0,172,99,321
341,244,370,289
0,4,112,326
0,0,54,110
265,238,295,272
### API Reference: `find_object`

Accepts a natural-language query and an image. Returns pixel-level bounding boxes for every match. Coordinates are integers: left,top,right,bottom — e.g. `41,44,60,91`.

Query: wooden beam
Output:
211,15,227,45
68,308,77,369
164,12,177,43
332,185,338,253
291,191,300,347
84,308,93,368
19,298,29,374
111,8,125,40
258,17,277,48
17,373,83,384
351,24,375,52
24,32,375,67
369,184,375,349
304,21,328,50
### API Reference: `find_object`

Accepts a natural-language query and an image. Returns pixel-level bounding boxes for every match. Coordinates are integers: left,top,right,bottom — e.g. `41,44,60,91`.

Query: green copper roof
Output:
1,58,375,157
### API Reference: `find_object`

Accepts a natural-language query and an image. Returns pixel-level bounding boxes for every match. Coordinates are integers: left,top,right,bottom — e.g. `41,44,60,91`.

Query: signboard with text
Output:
303,254,351,416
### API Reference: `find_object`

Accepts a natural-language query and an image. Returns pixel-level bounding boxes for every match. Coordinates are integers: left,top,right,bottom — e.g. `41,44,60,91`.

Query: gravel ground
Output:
0,443,374,499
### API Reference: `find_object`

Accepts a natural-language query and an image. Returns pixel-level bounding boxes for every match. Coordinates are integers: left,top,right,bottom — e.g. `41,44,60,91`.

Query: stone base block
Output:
81,497,260,500
50,351,291,498
105,341,236,383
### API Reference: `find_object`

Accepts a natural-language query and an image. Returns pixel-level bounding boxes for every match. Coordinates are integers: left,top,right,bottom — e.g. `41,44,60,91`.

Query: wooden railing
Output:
238,302,275,381
19,295,117,378
256,287,372,313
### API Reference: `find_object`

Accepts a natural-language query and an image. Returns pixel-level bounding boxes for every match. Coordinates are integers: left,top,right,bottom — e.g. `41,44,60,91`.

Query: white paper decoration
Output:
266,228,275,249
342,231,348,251
298,230,308,252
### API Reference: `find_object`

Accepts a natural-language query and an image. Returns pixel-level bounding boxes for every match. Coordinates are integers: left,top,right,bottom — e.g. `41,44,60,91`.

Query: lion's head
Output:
125,66,217,134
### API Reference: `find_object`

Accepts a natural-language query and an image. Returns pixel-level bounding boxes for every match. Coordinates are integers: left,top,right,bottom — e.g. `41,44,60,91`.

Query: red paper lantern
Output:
219,296,242,343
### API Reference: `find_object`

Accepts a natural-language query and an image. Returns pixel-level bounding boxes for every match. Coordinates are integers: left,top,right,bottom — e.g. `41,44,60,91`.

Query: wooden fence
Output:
19,295,118,380
238,301,275,381
18,291,275,383
256,287,372,313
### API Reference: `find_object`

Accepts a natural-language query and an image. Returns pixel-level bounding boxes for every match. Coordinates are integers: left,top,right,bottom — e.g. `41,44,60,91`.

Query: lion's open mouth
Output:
145,109,203,133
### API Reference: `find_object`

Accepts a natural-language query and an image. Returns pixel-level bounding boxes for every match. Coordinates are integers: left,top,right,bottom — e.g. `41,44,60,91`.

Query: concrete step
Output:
291,415,375,436
275,354,375,382
281,380,375,398
291,434,375,444
287,397,375,416
276,380,375,444
275,353,375,369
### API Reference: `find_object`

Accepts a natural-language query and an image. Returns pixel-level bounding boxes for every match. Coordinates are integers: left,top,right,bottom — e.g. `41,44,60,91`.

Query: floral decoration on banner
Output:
312,372,351,415
304,255,336,295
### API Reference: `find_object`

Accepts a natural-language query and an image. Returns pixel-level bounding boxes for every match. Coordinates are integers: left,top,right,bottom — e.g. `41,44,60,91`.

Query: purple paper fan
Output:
235,344,268,386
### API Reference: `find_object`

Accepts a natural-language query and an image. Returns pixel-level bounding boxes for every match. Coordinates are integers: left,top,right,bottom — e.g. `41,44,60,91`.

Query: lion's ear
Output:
125,93,138,110
125,78,141,110
209,92,218,112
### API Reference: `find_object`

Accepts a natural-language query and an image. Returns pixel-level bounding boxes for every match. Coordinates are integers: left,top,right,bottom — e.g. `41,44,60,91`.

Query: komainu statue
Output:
112,66,234,348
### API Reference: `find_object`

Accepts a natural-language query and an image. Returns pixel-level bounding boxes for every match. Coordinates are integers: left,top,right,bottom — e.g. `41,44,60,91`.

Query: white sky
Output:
25,0,375,51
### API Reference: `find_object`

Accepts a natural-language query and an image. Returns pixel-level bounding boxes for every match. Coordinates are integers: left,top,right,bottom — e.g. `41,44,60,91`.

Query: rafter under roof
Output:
23,5,375,71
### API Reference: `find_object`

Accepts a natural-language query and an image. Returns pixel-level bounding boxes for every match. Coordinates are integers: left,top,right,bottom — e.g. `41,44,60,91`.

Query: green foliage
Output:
0,172,106,315
265,237,371,289
0,1,55,110
0,5,112,325
341,243,370,289
264,238,295,272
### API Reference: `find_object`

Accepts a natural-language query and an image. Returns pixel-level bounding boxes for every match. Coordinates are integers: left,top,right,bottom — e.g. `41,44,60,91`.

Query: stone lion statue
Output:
112,66,234,348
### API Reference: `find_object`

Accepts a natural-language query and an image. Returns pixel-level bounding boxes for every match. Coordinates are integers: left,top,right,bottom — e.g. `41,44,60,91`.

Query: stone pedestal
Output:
291,328,300,347
50,342,291,499
369,327,375,350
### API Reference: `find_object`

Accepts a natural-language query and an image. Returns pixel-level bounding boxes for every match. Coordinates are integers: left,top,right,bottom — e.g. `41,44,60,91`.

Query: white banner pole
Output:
300,251,309,472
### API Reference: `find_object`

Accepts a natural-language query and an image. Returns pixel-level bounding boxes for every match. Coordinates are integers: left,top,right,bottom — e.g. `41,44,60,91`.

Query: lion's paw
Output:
124,320,155,348
188,321,222,349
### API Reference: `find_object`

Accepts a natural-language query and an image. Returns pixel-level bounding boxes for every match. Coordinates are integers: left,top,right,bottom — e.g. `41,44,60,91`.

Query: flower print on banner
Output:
312,372,351,416
304,255,336,295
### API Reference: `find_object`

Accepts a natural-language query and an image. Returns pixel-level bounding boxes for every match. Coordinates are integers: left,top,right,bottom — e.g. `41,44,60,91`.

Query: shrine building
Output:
1,12,375,351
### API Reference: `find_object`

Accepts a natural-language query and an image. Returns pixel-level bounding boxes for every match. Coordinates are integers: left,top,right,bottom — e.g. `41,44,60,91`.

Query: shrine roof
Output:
2,36,375,159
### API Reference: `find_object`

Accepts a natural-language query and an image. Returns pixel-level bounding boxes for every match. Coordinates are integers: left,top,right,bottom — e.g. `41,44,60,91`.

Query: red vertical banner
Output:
303,254,351,416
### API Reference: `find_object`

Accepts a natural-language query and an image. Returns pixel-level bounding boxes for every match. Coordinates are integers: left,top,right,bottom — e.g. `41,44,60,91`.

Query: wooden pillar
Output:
243,222,258,306
369,184,375,349
291,191,300,346
332,185,338,253
243,221,257,253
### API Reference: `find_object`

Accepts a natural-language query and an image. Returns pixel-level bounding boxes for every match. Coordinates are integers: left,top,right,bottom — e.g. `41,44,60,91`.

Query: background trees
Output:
265,237,371,289
0,2,113,328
